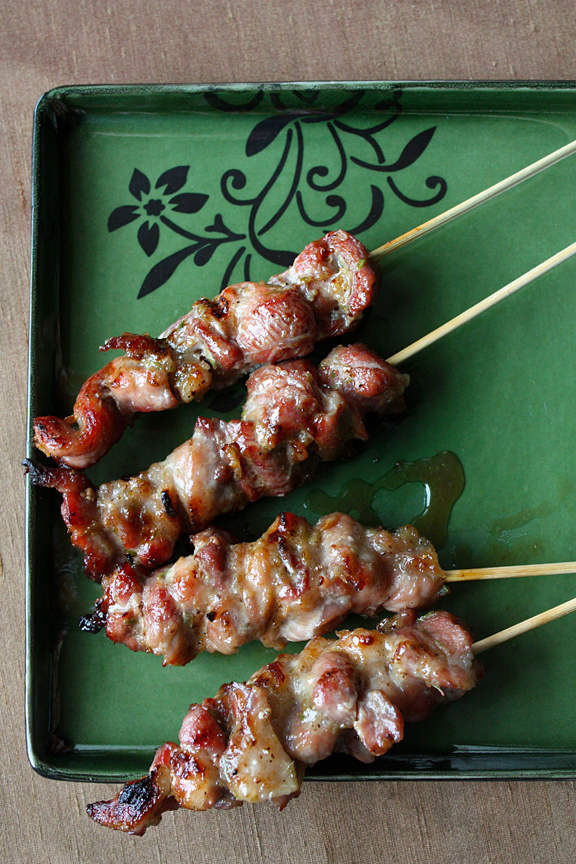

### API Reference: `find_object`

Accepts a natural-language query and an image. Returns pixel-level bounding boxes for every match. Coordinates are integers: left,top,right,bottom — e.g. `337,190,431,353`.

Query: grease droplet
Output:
304,451,465,549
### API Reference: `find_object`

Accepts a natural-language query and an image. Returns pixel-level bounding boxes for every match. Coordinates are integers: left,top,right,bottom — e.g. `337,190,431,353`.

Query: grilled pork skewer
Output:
88,514,446,666
34,141,576,472
33,142,576,473
86,502,576,665
86,609,481,834
25,344,408,580
33,231,377,469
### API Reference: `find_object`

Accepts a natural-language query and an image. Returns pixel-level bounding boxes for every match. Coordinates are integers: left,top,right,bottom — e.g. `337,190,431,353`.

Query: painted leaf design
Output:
246,114,295,156
137,221,160,257
347,185,385,235
129,168,151,200
385,127,438,172
194,243,216,266
205,213,227,234
350,126,439,174
138,245,197,299
107,205,139,232
169,192,209,214
155,166,190,195
113,90,449,302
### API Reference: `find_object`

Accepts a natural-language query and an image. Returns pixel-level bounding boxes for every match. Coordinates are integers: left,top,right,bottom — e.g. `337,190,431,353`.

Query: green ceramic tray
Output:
26,82,576,784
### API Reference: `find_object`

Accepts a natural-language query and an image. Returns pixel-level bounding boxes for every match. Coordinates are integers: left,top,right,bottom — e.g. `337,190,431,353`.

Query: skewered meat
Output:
25,345,408,580
90,514,446,666
86,609,482,834
33,231,377,469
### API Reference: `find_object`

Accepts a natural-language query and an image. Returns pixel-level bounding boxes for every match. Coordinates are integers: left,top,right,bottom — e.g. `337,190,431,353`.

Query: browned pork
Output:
91,514,446,666
25,345,408,580
33,231,377,469
87,610,482,834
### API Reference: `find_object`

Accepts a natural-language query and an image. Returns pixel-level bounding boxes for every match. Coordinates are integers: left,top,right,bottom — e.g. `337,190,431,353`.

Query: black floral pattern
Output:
108,166,246,298
108,166,209,258
107,89,448,298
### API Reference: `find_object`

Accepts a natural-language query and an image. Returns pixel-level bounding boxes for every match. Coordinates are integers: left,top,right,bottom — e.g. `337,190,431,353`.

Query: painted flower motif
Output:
106,90,447,300
220,88,447,269
107,166,209,256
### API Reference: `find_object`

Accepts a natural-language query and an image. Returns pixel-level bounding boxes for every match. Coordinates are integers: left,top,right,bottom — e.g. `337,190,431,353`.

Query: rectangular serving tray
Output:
26,81,576,783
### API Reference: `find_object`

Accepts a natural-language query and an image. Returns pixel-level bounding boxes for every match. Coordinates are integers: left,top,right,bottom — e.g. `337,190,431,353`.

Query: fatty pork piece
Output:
33,230,377,469
90,514,446,666
87,610,482,834
25,344,408,580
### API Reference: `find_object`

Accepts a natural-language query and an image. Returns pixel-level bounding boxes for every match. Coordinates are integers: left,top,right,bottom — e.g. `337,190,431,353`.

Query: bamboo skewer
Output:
445,561,576,582
365,140,576,367
366,147,576,641
385,239,576,366
369,139,576,262
472,596,576,655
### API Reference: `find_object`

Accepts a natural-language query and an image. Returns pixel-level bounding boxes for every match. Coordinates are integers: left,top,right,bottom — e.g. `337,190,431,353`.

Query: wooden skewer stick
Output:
386,239,576,366
472,596,576,655
445,561,576,582
369,139,576,262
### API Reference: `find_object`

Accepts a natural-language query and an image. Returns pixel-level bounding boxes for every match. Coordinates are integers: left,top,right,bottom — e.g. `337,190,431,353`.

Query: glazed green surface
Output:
27,83,576,781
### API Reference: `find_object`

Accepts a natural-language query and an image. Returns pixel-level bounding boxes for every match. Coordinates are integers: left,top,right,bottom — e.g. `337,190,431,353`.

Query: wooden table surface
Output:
2,1,576,861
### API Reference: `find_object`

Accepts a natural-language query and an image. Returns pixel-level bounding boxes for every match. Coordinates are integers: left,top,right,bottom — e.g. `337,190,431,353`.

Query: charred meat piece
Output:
33,231,377,469
86,610,482,834
25,345,408,580
95,514,446,666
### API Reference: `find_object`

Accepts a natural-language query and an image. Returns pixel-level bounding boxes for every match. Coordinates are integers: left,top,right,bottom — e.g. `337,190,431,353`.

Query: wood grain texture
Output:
2,1,576,861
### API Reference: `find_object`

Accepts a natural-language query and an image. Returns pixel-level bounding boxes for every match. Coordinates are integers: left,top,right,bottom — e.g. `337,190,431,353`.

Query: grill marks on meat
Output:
98,514,446,666
25,345,409,580
33,231,377,469
86,610,482,834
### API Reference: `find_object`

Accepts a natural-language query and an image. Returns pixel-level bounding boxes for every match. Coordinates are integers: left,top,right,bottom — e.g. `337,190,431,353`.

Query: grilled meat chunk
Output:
95,515,445,666
34,231,377,468
26,345,408,580
87,610,481,834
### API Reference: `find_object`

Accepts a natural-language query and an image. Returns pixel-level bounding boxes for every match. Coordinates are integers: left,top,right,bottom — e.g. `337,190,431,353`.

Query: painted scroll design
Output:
107,89,448,298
